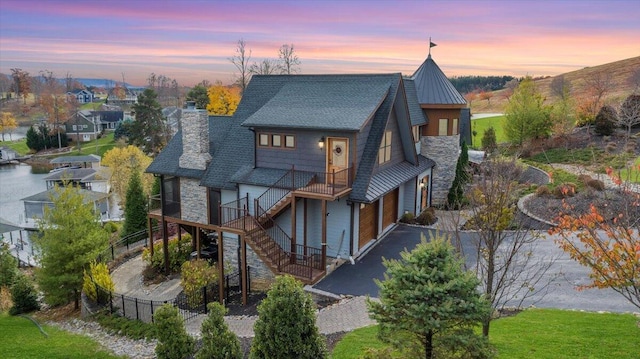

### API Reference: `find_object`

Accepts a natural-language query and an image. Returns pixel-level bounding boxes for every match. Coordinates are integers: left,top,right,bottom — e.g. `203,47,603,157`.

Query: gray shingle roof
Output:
361,156,435,202
50,154,101,164
44,168,97,181
403,79,428,126
241,74,398,131
21,188,109,203
411,55,467,105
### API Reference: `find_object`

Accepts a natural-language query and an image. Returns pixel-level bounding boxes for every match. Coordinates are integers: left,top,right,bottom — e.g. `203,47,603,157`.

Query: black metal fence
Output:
96,227,155,263
91,268,250,323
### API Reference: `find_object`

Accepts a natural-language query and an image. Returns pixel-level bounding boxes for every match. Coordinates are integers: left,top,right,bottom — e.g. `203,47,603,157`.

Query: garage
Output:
358,201,378,249
382,188,398,229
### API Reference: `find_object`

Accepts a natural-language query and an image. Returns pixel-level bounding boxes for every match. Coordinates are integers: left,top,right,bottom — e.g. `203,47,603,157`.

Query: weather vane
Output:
429,37,437,56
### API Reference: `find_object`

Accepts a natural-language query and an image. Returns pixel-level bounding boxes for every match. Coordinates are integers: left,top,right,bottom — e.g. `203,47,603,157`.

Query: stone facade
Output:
420,134,460,206
180,178,208,223
179,108,211,170
222,235,276,290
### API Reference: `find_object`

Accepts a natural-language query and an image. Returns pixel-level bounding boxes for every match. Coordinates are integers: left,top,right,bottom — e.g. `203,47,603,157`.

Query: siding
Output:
372,111,404,175
256,130,327,172
422,108,462,136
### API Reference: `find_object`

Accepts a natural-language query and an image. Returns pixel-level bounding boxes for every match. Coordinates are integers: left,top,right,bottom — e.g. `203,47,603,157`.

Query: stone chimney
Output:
179,101,211,170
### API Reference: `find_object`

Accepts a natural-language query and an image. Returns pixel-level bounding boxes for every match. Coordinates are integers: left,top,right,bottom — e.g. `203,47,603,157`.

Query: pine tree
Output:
130,88,169,154
368,233,491,359
154,304,194,359
34,184,109,308
447,141,470,209
504,76,552,147
197,302,242,359
122,170,147,237
481,127,498,154
250,275,327,359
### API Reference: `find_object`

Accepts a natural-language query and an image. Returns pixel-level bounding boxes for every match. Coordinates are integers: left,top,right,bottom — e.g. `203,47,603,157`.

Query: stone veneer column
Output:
180,178,208,223
179,107,211,170
421,134,460,206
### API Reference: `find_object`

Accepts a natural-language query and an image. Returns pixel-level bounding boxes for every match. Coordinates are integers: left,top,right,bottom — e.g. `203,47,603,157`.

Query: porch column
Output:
241,235,248,306
148,217,154,256
162,218,169,275
217,230,224,304
195,228,200,259
290,193,297,262
321,199,327,269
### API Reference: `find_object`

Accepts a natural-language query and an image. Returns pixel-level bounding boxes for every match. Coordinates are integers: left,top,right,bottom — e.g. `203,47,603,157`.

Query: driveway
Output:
313,225,639,313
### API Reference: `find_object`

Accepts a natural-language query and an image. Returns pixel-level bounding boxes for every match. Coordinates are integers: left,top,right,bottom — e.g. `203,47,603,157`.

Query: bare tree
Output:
550,75,572,100
617,94,640,142
249,58,280,75
278,44,301,74
40,70,70,149
460,157,557,337
583,72,615,119
11,68,31,105
0,73,11,101
229,39,252,94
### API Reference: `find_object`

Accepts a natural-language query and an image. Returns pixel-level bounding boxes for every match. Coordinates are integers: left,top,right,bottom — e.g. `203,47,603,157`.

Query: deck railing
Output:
220,197,249,230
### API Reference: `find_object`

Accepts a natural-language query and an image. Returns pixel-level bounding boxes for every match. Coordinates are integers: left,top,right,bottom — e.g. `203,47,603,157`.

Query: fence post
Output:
121,294,126,317
225,274,230,304
135,298,139,320
111,245,115,261
150,300,154,323
247,266,251,293
203,286,208,314
109,291,113,314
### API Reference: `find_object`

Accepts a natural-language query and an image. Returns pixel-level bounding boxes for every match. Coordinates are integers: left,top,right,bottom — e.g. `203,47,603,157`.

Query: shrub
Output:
103,221,119,234
251,275,327,359
553,182,576,198
93,312,157,340
416,207,437,226
0,243,18,287
9,273,40,315
83,261,115,304
197,302,242,359
180,259,218,308
154,304,194,359
143,234,192,273
586,179,605,191
399,212,415,223
605,142,617,154
481,127,498,154
577,174,592,184
594,105,617,136
535,185,550,197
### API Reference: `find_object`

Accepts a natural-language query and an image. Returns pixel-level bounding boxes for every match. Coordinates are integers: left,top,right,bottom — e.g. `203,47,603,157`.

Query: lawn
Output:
69,132,116,157
619,155,640,183
331,309,640,359
0,139,30,156
471,115,507,147
0,313,122,359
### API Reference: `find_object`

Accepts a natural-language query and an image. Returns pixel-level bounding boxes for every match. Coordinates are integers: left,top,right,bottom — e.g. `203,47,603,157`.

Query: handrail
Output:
220,197,249,229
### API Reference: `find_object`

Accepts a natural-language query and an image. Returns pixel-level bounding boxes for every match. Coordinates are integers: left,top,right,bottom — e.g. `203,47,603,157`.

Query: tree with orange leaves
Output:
549,166,640,309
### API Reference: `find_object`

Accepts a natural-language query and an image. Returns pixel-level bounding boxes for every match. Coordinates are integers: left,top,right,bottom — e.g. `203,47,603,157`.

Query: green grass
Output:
471,115,507,147
331,309,640,359
0,138,30,156
618,156,640,183
66,133,116,157
0,313,123,359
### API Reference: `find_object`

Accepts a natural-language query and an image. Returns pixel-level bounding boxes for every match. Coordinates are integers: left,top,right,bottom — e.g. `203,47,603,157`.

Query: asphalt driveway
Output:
313,225,639,313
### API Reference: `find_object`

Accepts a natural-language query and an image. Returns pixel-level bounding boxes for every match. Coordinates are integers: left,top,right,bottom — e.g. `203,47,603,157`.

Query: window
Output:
412,126,420,142
259,133,269,146
83,124,88,129
452,118,459,135
438,119,448,136
272,134,281,147
258,133,295,148
378,130,392,164
72,125,77,131
285,135,295,148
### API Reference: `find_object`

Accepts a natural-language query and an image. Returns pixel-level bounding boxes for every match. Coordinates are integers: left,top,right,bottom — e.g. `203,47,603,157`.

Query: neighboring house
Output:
67,89,94,104
94,110,125,131
0,147,17,161
22,188,110,225
47,155,110,193
107,87,139,105
65,110,100,142
146,52,467,302
162,106,182,136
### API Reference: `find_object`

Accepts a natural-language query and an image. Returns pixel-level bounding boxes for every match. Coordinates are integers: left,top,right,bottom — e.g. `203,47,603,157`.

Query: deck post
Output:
217,230,224,304
321,199,327,269
241,235,248,306
147,217,154,256
290,193,297,264
195,227,200,259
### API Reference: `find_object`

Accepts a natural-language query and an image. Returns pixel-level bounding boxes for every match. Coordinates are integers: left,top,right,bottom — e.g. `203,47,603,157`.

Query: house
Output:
0,147,18,163
22,188,110,226
65,110,100,142
146,52,466,303
67,89,94,104
94,110,125,131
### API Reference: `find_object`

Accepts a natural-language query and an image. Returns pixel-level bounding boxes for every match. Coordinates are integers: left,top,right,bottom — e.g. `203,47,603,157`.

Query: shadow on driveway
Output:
314,225,437,297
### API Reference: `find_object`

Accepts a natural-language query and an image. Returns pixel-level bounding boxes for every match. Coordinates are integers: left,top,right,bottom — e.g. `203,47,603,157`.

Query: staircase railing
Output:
220,197,249,230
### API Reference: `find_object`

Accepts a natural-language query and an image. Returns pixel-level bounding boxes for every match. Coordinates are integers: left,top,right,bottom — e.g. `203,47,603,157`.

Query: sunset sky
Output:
1,0,638,87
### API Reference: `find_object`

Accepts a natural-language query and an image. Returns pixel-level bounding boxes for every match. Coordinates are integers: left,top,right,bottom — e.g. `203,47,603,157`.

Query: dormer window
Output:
258,132,296,148
378,130,392,164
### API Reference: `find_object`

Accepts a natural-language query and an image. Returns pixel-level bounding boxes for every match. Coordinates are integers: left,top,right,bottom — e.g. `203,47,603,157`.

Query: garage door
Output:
382,189,399,229
358,201,378,249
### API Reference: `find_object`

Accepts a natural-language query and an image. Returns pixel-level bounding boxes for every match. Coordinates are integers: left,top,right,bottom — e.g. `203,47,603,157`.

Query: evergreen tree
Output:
25,125,42,151
197,302,242,359
154,304,194,359
0,243,17,287
504,76,552,147
130,88,170,154
114,118,132,141
186,84,210,110
250,275,327,359
9,272,40,315
481,127,498,154
368,233,491,359
447,141,470,209
122,170,147,237
594,105,617,136
34,184,109,308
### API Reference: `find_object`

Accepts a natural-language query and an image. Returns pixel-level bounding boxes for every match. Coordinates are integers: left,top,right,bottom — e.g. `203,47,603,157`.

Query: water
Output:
1,125,30,141
0,163,48,226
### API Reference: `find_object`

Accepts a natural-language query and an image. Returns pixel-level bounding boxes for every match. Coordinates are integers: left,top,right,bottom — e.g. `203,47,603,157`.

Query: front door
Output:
327,137,348,185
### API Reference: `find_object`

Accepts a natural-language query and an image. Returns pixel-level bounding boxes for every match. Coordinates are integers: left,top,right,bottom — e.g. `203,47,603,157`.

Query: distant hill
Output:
470,56,640,113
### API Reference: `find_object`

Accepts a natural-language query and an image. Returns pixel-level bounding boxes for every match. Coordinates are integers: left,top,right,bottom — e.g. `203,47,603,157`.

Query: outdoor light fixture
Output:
318,136,325,149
